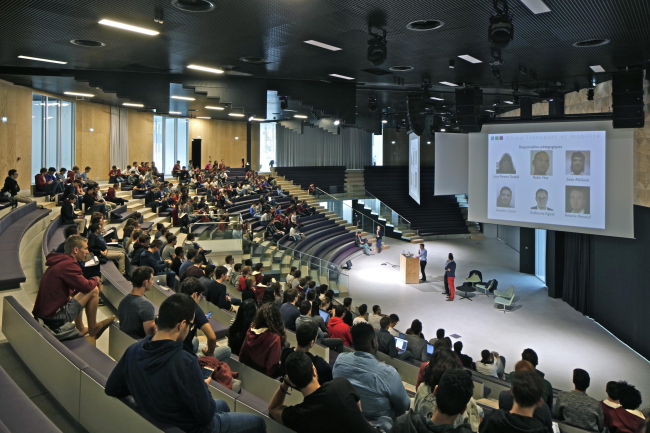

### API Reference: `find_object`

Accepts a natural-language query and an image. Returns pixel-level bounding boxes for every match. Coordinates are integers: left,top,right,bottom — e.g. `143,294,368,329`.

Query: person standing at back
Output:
417,243,427,282
446,253,456,302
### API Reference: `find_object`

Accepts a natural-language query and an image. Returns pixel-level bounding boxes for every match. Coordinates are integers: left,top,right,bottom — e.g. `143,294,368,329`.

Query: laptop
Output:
153,275,168,287
398,332,406,339
395,337,408,354
426,343,434,356
318,309,330,322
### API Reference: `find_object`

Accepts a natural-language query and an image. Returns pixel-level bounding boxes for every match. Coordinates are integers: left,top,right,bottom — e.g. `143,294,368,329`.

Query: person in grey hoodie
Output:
105,293,266,433
392,369,474,433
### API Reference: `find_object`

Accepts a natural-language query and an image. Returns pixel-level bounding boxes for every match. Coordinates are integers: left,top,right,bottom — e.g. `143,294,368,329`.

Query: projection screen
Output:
409,132,421,204
468,120,634,238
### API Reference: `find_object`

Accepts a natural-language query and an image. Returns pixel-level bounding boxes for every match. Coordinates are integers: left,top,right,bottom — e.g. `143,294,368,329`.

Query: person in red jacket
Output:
32,235,115,338
238,266,252,292
106,183,128,206
327,305,353,346
239,303,286,377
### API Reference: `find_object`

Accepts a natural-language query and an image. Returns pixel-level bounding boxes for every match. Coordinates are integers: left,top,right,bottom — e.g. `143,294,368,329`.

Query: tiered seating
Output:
275,166,346,194
364,166,469,236
0,364,62,432
0,202,51,290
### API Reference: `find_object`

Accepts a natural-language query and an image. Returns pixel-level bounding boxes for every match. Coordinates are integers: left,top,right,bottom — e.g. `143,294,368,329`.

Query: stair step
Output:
410,238,425,243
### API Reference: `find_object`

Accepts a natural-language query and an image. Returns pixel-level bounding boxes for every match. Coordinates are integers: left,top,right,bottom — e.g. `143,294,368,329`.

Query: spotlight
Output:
279,96,289,110
489,0,514,49
334,120,340,126
587,88,594,101
367,26,387,66
449,59,455,69
368,96,378,112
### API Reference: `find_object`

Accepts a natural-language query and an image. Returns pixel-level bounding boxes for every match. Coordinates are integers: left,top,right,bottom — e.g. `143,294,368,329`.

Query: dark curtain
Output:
561,232,593,315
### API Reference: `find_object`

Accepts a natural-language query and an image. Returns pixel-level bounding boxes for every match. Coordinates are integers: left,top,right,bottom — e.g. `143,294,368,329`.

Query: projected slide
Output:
409,134,420,204
487,131,605,229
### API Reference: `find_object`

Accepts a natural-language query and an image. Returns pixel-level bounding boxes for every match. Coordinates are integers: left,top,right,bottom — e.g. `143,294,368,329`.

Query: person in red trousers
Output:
446,253,456,302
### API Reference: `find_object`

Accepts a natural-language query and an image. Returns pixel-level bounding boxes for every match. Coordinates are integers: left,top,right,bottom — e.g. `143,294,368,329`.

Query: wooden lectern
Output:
400,254,420,284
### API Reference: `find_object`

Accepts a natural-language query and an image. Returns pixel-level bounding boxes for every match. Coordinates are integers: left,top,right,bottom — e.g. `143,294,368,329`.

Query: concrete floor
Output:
346,236,650,403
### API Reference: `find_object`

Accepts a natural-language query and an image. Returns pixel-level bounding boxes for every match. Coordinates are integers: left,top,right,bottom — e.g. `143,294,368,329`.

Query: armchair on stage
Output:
400,254,420,284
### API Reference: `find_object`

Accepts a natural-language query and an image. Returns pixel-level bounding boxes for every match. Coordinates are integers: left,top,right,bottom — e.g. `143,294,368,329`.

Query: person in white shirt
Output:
476,350,503,378
95,186,117,210
368,305,384,329
224,255,234,278
289,224,304,241
352,304,368,325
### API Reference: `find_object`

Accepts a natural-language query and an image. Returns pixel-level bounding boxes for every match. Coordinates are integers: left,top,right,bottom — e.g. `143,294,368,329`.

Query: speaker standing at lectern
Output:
417,243,427,282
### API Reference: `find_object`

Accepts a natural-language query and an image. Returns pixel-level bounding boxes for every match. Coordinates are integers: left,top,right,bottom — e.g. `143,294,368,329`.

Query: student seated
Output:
105,293,266,433
227,299,258,356
32,235,114,338
130,234,150,266
139,239,176,287
281,321,333,385
269,351,378,433
239,303,286,377
376,316,413,362
54,225,79,253
180,253,206,282
202,265,241,310
61,194,86,234
332,322,411,423
479,370,548,433
106,183,127,206
476,349,504,378
552,369,604,432
394,369,475,433
327,305,353,346
87,223,127,275
35,167,64,201
606,381,646,433
117,266,157,339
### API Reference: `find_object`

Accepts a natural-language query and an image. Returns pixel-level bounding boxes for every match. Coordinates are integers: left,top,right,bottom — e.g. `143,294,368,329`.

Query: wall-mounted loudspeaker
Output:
612,70,645,129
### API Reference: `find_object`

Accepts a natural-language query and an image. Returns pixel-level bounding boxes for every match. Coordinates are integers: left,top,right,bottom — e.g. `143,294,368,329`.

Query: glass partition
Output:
188,214,244,253
313,187,386,235
358,189,412,232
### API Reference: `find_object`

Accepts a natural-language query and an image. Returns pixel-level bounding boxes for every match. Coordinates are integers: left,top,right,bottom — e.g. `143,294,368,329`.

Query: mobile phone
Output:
206,311,213,319
201,366,215,379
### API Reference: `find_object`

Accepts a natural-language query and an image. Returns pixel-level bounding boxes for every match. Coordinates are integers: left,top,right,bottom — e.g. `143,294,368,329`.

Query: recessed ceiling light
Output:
430,96,444,101
504,100,514,104
519,0,551,14
294,115,308,119
18,55,67,64
329,73,354,80
391,141,396,144
573,39,610,48
171,95,195,101
439,81,458,87
389,65,414,72
458,54,482,64
382,120,388,123
205,106,225,110
406,20,445,31
485,109,495,112
188,64,224,74
197,116,211,119
171,0,215,12
251,118,265,121
235,137,239,140
590,65,605,73
228,113,245,117
123,103,144,107
98,19,159,35
169,111,182,115
304,40,342,51
64,91,94,97
70,39,106,47
334,120,340,126
441,129,446,132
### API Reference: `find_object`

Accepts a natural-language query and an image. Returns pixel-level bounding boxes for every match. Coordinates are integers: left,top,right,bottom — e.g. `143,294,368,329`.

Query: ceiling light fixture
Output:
440,129,446,132
382,120,388,123
485,109,495,112
64,91,94,97
303,40,342,51
171,0,215,12
573,39,610,48
171,95,195,100
188,64,224,74
98,19,159,35
406,20,445,31
504,100,514,104
458,54,483,64
294,115,308,119
123,103,144,107
18,55,67,64
228,113,245,117
449,59,455,69
197,116,211,119
329,73,355,80
169,111,182,115
430,96,444,101
439,81,458,87
205,106,225,110
519,0,551,14
334,120,341,126
367,25,387,66
590,65,605,73
251,118,265,121
489,0,514,49
70,39,106,47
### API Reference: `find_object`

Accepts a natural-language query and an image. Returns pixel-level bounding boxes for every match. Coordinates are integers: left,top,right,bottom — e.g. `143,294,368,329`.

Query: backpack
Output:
468,270,483,281
198,356,236,390
486,279,498,292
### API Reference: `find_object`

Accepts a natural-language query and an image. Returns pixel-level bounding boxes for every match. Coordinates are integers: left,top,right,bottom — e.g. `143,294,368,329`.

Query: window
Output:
153,116,188,174
372,131,383,166
535,229,546,283
259,122,276,170
31,93,75,180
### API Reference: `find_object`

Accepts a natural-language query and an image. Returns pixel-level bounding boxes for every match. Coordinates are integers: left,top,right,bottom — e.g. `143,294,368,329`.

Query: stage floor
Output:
345,237,650,402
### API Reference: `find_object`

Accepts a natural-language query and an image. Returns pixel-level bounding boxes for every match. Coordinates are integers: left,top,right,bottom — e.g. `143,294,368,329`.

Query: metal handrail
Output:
313,187,386,229
361,189,411,224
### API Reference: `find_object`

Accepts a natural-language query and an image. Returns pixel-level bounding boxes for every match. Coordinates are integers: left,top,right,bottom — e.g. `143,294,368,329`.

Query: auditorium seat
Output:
0,202,51,290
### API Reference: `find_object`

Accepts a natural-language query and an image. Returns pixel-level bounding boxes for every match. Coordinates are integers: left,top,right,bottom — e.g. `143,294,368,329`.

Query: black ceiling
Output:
0,0,648,128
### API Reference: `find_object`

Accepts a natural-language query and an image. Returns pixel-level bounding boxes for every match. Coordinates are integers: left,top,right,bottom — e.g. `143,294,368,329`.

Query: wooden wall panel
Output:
128,110,153,166
0,79,32,184
75,101,110,178
188,118,247,168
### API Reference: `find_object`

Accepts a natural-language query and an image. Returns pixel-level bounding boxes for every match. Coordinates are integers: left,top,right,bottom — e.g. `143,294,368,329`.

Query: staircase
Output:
344,170,365,197
455,194,485,240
